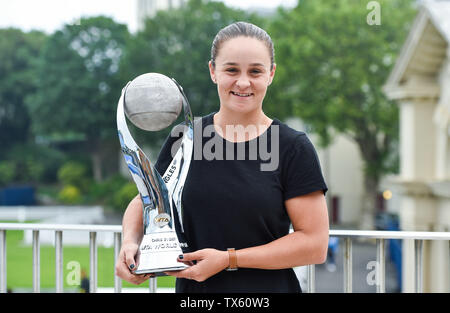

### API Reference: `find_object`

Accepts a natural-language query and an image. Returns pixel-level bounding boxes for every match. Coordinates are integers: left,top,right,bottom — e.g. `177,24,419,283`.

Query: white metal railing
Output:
0,223,449,293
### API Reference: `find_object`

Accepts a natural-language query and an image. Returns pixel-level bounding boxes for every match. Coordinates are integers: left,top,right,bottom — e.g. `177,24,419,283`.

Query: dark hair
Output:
210,21,275,70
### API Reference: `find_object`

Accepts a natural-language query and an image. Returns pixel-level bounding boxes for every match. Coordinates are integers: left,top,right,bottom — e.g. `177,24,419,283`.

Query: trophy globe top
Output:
124,73,183,131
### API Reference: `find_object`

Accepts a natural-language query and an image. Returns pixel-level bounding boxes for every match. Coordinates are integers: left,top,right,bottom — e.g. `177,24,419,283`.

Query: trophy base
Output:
134,265,188,275
134,231,189,275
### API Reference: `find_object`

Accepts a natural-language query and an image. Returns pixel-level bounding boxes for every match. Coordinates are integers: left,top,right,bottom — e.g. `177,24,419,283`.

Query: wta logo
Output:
154,213,171,228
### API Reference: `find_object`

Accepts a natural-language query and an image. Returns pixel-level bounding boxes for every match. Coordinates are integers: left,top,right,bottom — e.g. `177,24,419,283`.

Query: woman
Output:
115,22,329,293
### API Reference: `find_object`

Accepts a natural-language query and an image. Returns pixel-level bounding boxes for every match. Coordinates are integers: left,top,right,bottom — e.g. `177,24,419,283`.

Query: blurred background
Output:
0,0,449,293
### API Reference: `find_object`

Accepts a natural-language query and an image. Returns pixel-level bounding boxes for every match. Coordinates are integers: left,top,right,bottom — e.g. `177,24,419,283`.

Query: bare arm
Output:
121,194,144,245
166,190,329,282
235,190,329,269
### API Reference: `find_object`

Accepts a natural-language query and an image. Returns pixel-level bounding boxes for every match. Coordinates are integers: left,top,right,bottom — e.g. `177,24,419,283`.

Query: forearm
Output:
235,231,328,270
122,194,144,244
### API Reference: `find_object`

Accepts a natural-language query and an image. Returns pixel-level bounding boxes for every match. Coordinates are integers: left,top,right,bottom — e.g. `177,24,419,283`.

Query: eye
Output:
226,68,238,73
250,68,264,75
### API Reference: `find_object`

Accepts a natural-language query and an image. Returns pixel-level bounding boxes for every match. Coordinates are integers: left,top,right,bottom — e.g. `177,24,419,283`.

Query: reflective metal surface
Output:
116,76,194,273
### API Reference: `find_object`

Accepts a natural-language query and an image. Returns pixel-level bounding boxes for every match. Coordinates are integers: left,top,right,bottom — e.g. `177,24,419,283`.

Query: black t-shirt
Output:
155,112,328,293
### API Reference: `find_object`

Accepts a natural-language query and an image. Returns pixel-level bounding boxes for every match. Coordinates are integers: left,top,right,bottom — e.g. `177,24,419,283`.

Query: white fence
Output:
0,223,449,293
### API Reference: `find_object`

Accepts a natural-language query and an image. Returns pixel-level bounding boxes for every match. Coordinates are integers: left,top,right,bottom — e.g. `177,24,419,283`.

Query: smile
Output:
230,91,253,97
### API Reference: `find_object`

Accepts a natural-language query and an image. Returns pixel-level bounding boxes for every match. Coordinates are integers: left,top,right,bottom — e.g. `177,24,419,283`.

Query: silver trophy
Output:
116,73,193,274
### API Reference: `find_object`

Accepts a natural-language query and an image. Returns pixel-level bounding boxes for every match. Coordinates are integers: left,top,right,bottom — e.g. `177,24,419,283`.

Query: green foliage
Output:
57,161,89,191
0,161,16,187
0,28,47,155
112,181,138,213
0,143,66,186
88,174,128,200
24,159,45,183
85,174,132,210
74,173,137,212
27,17,130,141
58,184,82,204
267,0,416,181
25,17,131,181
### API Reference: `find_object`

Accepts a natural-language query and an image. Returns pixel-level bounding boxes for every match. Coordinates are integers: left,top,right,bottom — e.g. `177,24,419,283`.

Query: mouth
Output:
230,91,254,97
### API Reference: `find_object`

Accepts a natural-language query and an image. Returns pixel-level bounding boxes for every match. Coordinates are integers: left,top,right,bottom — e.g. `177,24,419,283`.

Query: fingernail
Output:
178,254,184,260
129,264,135,270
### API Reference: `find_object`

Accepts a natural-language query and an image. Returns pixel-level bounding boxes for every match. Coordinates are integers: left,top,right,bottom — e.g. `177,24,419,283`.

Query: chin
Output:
227,99,259,112
228,103,257,114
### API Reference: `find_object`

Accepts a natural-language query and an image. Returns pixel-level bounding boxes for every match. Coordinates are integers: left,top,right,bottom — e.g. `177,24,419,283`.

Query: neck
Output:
214,108,271,127
213,108,273,142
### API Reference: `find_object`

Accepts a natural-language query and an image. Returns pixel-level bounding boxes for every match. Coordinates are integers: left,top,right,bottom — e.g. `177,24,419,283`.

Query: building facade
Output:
384,0,450,292
137,0,186,31
285,118,367,228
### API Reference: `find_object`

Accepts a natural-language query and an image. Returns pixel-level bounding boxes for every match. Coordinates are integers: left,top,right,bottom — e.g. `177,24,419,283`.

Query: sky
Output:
0,0,297,34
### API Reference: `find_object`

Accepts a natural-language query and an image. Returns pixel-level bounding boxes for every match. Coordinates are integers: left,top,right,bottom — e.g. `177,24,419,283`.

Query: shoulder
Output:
271,120,328,198
271,118,310,152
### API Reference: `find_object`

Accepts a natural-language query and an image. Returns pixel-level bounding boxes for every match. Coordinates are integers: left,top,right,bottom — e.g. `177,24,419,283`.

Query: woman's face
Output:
209,36,276,116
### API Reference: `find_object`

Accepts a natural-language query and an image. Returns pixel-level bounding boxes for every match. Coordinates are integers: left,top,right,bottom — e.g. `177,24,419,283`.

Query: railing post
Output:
32,230,40,293
149,277,157,293
114,232,122,293
0,230,6,293
415,239,424,293
90,232,98,293
343,237,352,293
55,231,63,293
307,264,315,293
376,239,385,293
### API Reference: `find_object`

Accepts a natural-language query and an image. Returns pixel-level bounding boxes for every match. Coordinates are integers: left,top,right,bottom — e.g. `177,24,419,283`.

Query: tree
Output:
120,0,263,147
267,0,417,228
27,17,131,181
0,28,47,157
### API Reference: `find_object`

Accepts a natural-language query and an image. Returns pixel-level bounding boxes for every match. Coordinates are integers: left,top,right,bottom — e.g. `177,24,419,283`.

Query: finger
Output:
129,271,155,284
116,251,153,285
165,267,194,280
116,264,145,284
142,273,155,281
164,270,184,279
131,274,150,285
116,252,133,277
177,260,194,267
125,270,152,285
134,250,141,271
178,251,201,262
124,248,138,271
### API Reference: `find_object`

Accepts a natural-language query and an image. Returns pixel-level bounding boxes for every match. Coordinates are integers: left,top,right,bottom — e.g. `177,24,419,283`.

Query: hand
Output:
115,241,155,285
164,248,229,282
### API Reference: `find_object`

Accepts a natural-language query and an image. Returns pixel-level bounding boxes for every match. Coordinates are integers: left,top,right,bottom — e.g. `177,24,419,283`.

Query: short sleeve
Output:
282,134,328,200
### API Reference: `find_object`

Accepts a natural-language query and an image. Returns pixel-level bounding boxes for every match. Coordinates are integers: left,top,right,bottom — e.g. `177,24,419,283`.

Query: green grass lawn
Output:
3,226,176,292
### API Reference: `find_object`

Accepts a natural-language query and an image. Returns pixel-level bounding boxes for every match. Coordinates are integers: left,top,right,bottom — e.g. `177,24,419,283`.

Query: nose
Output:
236,74,251,90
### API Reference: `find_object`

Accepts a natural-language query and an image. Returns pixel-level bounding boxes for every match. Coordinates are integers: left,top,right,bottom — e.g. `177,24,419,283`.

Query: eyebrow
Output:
222,62,265,67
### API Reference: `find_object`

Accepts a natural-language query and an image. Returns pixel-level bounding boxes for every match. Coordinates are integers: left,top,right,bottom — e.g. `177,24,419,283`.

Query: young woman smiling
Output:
116,22,329,293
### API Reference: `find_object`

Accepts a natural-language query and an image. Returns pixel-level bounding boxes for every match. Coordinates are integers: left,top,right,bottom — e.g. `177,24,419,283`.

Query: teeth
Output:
232,91,252,97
